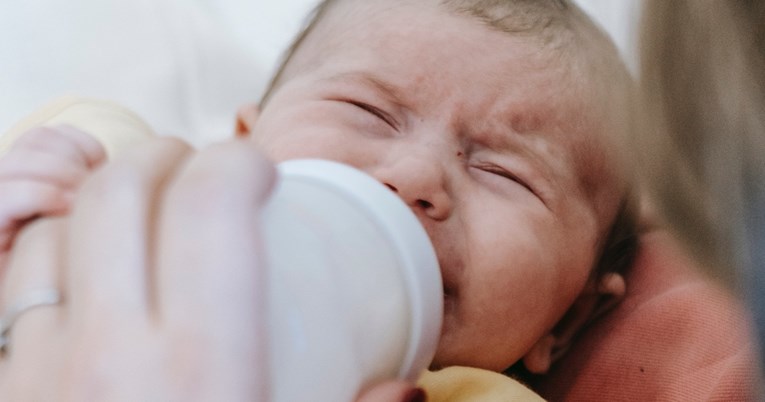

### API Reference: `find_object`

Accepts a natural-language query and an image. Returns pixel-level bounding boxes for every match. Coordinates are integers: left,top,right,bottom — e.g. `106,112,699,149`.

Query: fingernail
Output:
404,388,426,402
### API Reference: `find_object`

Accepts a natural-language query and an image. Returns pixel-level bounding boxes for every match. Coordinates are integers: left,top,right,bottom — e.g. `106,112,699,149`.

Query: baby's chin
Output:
428,323,524,373
427,319,478,371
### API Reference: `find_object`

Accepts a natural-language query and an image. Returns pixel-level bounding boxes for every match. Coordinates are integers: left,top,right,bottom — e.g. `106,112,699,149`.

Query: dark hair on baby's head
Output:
441,0,577,44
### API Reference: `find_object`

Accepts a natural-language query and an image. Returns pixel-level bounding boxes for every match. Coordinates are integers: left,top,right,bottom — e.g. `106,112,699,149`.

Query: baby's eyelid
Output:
346,100,399,129
478,163,536,194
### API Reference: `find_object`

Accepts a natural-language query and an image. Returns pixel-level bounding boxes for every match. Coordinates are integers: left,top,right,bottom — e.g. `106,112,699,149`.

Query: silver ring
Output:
0,289,62,355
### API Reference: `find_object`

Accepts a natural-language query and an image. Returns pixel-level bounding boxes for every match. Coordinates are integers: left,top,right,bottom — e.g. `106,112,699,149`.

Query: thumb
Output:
356,381,426,402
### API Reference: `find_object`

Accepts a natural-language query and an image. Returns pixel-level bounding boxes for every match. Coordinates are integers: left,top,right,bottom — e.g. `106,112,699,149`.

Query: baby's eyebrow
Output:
322,72,406,102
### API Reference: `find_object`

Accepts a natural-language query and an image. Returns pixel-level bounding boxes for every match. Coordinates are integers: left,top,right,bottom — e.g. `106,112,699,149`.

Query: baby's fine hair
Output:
263,0,630,107
261,0,638,279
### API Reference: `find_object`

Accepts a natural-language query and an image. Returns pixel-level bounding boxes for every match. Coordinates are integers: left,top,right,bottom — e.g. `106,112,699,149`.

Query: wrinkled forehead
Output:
288,0,631,226
288,0,587,106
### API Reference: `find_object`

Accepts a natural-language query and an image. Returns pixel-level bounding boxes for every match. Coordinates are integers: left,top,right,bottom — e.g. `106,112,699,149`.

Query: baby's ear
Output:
523,273,626,374
235,103,260,138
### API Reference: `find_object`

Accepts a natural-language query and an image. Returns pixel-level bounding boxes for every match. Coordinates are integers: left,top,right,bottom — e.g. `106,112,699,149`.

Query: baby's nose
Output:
374,156,453,221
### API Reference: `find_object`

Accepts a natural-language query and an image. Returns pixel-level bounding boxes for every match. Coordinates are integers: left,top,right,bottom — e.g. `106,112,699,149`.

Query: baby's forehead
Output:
312,4,622,160
311,0,559,49
301,0,633,210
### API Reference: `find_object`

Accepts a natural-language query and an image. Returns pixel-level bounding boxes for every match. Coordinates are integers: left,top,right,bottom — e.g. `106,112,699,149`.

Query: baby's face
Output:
250,1,622,371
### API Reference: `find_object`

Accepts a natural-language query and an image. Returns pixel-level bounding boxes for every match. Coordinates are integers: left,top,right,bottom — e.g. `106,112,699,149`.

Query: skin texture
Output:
241,0,625,373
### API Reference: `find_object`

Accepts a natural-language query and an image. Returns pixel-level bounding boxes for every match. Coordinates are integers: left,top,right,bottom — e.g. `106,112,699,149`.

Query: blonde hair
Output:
639,0,765,287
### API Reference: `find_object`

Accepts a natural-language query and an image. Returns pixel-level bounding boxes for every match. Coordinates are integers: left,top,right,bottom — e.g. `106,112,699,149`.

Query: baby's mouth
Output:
438,255,458,310
420,227,458,312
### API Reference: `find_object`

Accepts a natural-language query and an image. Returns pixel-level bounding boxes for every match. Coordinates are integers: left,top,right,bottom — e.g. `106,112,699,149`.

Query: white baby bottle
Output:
264,159,443,401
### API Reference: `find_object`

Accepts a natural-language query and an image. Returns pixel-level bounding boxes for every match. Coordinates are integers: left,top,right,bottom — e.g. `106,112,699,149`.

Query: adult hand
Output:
0,135,424,401
0,125,106,279
0,136,274,400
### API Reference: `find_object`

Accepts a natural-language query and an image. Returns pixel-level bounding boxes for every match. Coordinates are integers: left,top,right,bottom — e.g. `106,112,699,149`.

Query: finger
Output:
0,218,65,359
10,125,106,169
157,140,274,398
0,180,70,253
0,180,71,233
0,147,92,189
66,138,191,324
1,218,64,307
357,381,426,402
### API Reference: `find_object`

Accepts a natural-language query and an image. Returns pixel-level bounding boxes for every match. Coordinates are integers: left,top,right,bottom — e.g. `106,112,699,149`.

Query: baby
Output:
0,0,637,397
243,0,637,376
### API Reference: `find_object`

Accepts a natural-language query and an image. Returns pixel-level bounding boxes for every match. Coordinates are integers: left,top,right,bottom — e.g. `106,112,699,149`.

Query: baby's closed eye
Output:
345,100,399,129
473,162,531,189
